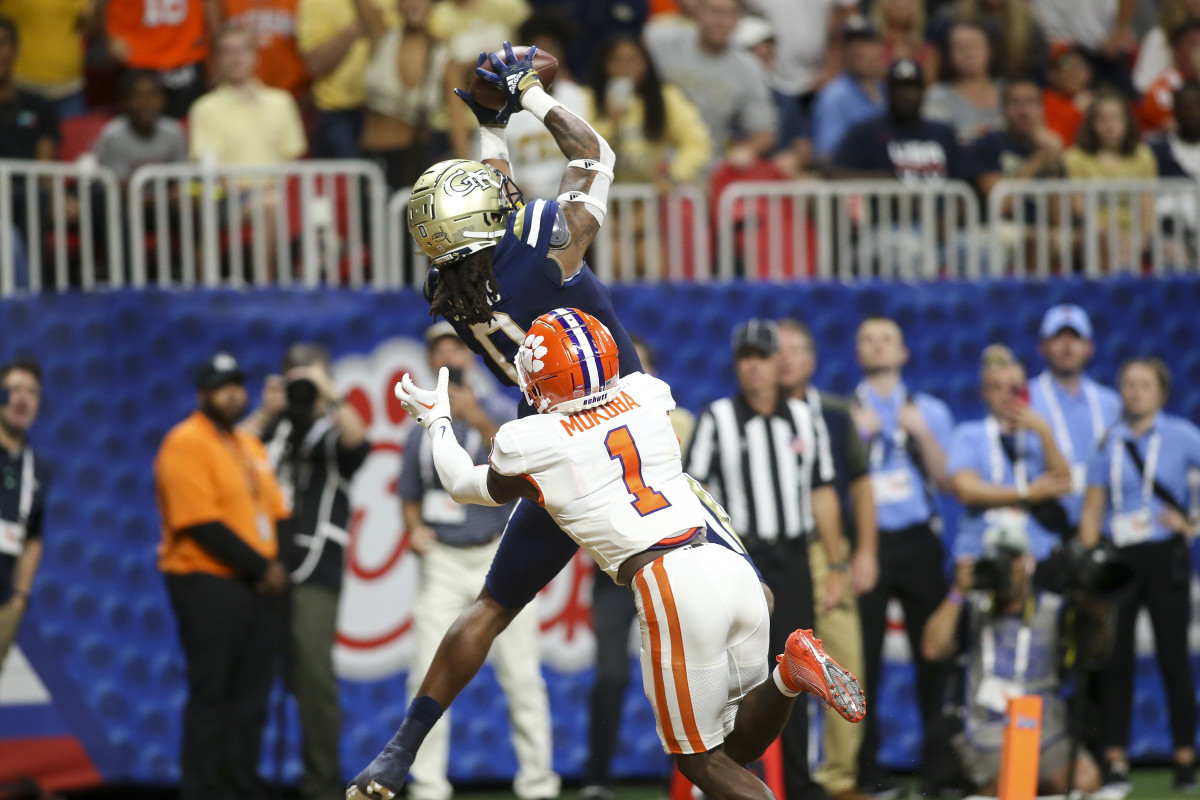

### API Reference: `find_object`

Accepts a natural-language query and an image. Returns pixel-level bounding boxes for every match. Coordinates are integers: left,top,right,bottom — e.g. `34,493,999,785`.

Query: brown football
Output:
468,46,559,111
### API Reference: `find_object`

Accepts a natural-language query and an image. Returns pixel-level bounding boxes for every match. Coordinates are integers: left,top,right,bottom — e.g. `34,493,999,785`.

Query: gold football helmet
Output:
407,159,523,265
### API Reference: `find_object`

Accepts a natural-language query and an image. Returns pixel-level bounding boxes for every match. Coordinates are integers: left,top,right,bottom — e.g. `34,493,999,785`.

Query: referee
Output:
686,319,848,800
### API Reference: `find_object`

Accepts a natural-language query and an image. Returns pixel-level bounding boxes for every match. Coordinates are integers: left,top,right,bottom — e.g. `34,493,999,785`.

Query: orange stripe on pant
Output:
650,559,707,753
635,570,683,752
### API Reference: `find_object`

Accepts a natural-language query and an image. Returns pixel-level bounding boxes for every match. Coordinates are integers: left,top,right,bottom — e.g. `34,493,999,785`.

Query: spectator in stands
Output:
590,34,710,188
1032,0,1137,96
1138,19,1200,135
360,0,448,191
812,17,886,166
0,360,50,676
1151,81,1200,178
1065,90,1157,268
1079,357,1200,794
0,0,96,119
849,316,955,799
431,0,530,161
947,344,1073,565
506,13,594,200
94,70,187,184
777,318,876,800
536,0,645,80
104,0,218,119
399,322,559,800
581,333,691,800
1133,0,1200,94
832,59,970,184
1030,306,1121,531
1042,43,1093,149
297,0,397,158
971,79,1066,212
743,0,860,113
735,18,813,178
929,0,1047,82
218,0,309,97
647,0,777,170
921,524,1101,797
871,0,936,80
924,22,1003,147
155,352,290,800
190,26,306,165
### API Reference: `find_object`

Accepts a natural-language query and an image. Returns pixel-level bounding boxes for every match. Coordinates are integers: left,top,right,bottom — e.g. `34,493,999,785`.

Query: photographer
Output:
250,343,370,800
948,345,1073,564
1079,358,1200,792
921,525,1101,796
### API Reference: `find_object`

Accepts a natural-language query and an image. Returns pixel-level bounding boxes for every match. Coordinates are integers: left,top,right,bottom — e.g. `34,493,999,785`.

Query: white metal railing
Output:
987,178,1200,277
128,160,388,288
716,179,983,281
0,158,123,295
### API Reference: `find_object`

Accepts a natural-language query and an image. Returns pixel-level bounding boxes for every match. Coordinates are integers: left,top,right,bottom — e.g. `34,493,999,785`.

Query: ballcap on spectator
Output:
1040,304,1093,340
732,319,779,357
732,16,775,50
842,15,878,42
887,58,924,85
196,352,246,391
983,520,1031,557
424,320,461,348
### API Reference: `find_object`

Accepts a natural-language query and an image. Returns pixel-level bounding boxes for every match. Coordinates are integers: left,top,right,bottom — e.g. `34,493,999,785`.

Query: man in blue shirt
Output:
1078,357,1200,792
398,323,559,800
831,58,970,183
1029,305,1121,531
812,16,886,164
850,316,955,797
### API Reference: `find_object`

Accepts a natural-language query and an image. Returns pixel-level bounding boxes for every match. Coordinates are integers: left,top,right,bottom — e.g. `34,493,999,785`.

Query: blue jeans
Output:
313,109,364,159
54,91,87,120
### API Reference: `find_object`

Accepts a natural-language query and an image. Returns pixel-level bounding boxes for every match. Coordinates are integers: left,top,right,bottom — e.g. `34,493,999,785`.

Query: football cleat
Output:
776,629,866,723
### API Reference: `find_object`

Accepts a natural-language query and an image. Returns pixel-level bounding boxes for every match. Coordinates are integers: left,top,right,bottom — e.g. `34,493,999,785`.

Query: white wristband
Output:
478,125,509,162
521,84,562,122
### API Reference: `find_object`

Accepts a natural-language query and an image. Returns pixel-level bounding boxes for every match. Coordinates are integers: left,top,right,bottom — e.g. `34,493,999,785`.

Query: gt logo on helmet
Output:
443,168,497,198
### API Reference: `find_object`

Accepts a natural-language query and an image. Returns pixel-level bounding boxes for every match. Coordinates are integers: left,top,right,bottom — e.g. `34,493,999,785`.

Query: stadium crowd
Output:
0,0,1197,283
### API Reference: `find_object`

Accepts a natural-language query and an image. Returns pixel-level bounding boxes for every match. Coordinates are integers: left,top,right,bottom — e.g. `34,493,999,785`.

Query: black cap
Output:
842,15,878,42
888,58,924,84
196,352,246,391
732,319,779,357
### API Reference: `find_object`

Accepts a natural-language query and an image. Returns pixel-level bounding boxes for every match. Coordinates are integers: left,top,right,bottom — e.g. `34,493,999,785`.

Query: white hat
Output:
733,16,775,49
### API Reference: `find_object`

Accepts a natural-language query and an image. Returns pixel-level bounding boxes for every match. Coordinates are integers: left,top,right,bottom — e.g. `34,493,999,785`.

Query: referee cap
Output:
196,352,246,391
1039,304,1093,340
732,319,779,357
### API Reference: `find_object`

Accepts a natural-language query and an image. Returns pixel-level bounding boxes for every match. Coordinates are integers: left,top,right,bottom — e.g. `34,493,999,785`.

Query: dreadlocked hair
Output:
429,249,500,326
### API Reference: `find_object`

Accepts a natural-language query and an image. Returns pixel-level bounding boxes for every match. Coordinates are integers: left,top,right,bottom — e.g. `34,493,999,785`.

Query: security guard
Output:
0,359,50,672
155,352,290,800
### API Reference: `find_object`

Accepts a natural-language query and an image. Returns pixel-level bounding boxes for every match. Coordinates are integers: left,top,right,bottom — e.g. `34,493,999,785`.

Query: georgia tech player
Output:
362,309,866,800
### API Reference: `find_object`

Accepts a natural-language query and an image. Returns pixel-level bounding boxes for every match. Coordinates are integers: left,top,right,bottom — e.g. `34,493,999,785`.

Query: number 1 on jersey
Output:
605,426,670,516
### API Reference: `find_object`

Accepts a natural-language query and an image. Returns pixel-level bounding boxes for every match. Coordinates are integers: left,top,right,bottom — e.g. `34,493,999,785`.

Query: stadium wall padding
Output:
2,278,1200,788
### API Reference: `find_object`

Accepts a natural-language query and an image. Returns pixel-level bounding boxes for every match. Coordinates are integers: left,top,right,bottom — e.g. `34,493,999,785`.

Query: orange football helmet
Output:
516,308,621,414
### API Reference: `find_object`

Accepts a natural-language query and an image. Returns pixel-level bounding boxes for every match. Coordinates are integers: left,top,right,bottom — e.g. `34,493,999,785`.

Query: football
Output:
468,46,559,111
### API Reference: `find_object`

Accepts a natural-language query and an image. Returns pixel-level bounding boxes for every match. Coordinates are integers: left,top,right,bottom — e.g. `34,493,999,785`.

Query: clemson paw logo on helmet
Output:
520,334,548,374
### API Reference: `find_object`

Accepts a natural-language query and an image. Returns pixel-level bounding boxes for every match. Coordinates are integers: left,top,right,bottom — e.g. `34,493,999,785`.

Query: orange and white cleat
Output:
776,629,866,723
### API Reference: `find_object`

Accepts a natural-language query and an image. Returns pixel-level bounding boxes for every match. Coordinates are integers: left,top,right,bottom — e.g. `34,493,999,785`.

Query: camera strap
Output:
1036,372,1106,466
1114,432,1184,516
986,416,1028,495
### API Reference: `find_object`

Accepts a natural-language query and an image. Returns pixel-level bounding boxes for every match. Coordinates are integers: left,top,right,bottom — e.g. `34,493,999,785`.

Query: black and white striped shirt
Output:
685,394,834,544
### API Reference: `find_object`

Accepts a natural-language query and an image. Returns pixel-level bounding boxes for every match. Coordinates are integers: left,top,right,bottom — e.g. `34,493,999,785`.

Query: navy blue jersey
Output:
427,198,641,413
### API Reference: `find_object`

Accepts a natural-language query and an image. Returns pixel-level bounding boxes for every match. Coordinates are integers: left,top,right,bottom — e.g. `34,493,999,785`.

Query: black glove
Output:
345,741,414,799
453,51,522,126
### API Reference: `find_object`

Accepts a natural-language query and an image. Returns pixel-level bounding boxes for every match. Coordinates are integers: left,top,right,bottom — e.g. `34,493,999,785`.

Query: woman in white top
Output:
360,0,450,190
1133,0,1200,93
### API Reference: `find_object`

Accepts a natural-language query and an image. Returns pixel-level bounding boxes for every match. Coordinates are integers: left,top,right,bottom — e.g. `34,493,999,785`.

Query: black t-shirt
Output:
0,446,52,604
263,414,370,591
835,115,970,183
0,90,59,160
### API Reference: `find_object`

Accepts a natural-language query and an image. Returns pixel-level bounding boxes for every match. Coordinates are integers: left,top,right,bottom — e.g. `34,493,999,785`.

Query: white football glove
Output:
395,367,451,428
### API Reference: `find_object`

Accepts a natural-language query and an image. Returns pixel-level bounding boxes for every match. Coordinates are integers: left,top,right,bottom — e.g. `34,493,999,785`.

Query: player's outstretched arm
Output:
476,42,615,280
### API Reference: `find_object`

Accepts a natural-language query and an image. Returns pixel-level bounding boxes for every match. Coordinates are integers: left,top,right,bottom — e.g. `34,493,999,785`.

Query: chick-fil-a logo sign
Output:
331,337,599,682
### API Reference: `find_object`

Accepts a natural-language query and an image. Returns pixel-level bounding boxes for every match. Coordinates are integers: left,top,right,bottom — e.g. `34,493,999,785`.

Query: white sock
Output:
772,664,799,697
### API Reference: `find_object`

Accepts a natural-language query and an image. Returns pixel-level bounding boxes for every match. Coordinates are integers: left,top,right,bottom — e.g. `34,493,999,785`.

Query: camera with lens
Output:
285,377,319,425
973,551,1016,594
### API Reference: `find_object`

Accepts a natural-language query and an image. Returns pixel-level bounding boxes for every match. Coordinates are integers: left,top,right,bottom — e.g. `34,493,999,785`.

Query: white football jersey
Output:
490,372,706,579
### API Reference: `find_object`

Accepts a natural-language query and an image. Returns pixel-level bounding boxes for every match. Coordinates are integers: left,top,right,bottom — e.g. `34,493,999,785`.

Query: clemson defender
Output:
359,309,866,800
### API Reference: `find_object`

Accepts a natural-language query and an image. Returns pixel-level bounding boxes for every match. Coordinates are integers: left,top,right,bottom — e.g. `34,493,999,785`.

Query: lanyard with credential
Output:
1111,430,1161,515
982,617,1033,688
1038,372,1105,465
985,416,1028,495
857,383,908,469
